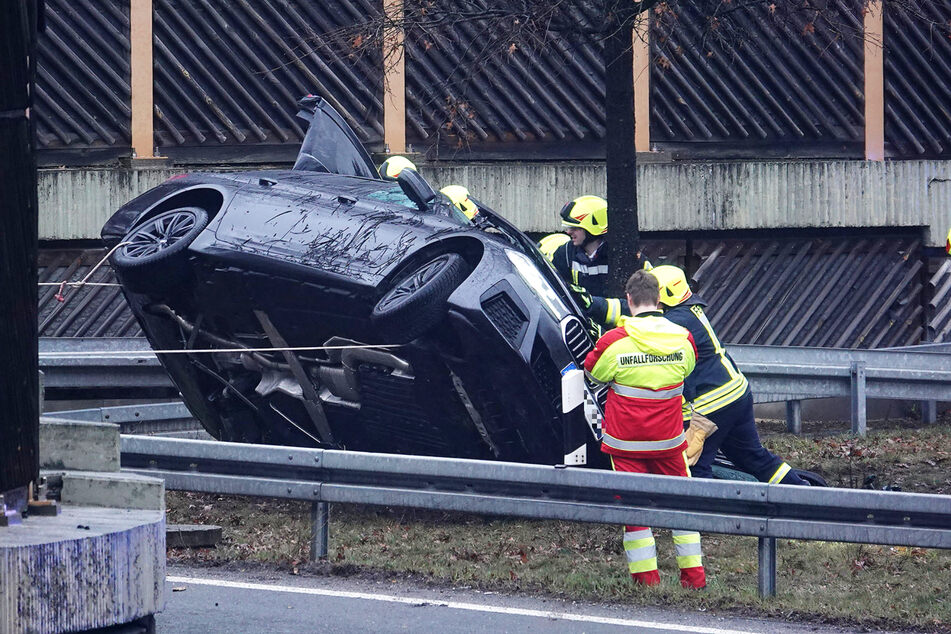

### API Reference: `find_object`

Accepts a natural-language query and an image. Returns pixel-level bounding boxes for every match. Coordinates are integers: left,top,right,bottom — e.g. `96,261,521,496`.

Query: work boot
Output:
632,570,661,586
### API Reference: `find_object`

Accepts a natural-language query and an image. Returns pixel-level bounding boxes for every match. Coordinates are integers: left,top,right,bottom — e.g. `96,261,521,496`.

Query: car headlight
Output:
505,250,569,320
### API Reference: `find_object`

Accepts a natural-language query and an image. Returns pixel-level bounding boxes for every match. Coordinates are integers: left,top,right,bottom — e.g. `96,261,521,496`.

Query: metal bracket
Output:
785,400,802,435
310,501,329,561
254,310,335,446
850,361,867,435
757,536,777,597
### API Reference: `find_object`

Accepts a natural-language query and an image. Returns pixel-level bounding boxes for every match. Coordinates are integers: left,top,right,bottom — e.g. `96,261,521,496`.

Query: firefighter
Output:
946,227,950,255
440,185,479,220
649,265,808,485
537,232,570,260
544,195,649,330
379,156,417,181
584,270,706,589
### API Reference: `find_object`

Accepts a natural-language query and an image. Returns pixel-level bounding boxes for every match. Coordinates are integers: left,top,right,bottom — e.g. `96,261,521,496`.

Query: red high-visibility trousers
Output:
610,452,706,589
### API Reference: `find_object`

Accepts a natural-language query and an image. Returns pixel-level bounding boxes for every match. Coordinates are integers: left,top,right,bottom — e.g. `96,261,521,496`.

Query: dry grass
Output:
166,418,951,632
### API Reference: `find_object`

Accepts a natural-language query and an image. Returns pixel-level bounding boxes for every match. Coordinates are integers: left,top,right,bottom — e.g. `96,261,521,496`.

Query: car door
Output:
293,95,380,179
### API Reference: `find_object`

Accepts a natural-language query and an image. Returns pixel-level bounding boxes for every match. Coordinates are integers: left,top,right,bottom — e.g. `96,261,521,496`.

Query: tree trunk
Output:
0,0,39,494
602,11,640,298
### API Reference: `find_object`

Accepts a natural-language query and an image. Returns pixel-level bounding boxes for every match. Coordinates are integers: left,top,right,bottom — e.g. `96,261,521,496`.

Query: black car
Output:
102,96,605,466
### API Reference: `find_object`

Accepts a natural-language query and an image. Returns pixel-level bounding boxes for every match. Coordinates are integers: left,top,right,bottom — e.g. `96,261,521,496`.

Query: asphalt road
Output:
157,565,889,633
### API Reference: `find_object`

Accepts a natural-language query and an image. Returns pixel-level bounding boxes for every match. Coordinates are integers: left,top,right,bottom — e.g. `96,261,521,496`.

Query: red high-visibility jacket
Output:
584,311,697,459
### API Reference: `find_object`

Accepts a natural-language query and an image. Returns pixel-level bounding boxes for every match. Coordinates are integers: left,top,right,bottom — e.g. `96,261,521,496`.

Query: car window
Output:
365,186,471,226
364,187,416,208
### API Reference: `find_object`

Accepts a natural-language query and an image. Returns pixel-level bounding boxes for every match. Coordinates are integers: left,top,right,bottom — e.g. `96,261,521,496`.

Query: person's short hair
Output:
625,269,660,308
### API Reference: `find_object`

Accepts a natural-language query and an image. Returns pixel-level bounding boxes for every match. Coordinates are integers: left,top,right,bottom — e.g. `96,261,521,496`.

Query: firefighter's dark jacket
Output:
550,239,628,326
662,296,749,418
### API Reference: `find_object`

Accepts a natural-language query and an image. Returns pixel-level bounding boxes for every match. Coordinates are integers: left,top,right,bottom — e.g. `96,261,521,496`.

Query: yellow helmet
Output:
560,195,607,236
379,156,417,181
649,265,692,307
537,233,570,261
440,185,478,219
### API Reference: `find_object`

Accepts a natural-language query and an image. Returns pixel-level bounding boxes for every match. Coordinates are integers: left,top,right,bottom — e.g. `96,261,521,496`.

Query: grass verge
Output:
166,419,951,632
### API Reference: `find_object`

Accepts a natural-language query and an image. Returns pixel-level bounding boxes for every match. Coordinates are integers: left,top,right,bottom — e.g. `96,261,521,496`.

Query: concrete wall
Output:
40,159,951,246
40,167,180,240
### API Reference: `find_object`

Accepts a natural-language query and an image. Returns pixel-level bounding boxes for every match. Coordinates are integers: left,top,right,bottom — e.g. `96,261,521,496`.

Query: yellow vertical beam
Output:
383,0,406,154
864,0,885,161
130,0,154,158
633,14,651,153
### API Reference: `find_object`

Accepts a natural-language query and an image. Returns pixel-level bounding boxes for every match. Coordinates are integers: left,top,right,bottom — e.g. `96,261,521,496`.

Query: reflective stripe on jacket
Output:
584,312,697,458
663,301,749,418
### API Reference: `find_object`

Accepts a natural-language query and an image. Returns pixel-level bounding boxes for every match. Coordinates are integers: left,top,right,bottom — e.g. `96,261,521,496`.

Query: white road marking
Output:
167,575,765,634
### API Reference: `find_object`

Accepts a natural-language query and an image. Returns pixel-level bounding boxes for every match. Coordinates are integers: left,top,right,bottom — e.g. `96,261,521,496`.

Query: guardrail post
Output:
785,400,801,435
310,501,329,561
921,400,937,425
757,537,777,598
850,361,867,436
38,370,44,416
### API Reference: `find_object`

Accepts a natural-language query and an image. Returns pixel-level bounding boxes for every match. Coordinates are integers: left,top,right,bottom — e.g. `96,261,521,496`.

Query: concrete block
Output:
0,506,165,634
167,524,222,548
40,418,120,472
61,471,165,511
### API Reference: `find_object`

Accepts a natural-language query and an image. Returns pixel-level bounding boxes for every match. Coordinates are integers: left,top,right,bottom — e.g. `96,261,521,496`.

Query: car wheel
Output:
372,253,469,343
112,206,209,293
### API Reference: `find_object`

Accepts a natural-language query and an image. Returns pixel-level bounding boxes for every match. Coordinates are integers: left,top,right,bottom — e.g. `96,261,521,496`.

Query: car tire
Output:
372,253,469,343
112,207,209,293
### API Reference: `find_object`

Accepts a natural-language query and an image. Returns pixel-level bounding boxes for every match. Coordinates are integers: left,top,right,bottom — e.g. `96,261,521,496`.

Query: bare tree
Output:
309,0,948,295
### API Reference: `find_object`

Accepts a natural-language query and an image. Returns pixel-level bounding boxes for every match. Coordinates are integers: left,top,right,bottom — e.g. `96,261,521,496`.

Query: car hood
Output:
211,170,472,286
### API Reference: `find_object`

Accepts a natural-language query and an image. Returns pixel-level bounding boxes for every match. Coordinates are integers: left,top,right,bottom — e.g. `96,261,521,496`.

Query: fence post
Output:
130,0,155,158
633,13,650,152
785,400,801,435
310,501,329,561
850,361,867,435
863,0,885,161
921,400,937,424
382,0,406,154
757,536,777,598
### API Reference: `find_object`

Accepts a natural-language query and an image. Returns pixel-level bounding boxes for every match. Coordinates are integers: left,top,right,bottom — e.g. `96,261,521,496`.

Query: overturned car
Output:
102,96,605,466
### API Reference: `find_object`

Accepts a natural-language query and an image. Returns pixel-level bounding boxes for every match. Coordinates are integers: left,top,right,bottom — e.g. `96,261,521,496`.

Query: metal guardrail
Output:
730,344,951,433
41,338,951,435
39,338,176,397
46,401,201,435
119,434,951,598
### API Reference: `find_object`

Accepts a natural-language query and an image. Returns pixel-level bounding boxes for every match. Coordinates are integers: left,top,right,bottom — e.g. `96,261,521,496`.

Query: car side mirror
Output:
397,169,437,211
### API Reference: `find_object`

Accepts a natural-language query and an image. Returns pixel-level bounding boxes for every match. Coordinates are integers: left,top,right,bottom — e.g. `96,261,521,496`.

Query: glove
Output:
569,284,592,310
685,410,718,466
585,316,602,340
